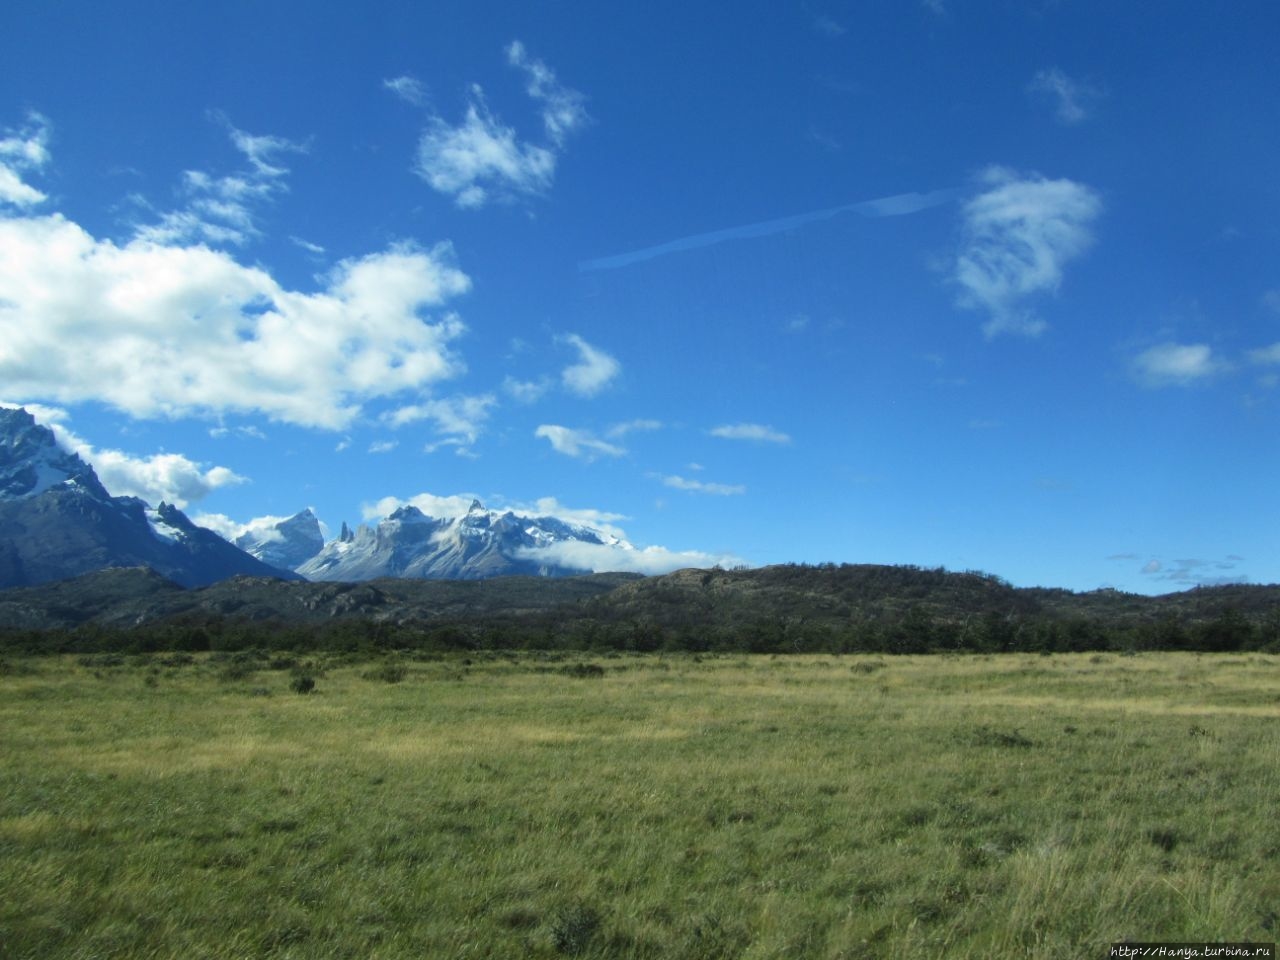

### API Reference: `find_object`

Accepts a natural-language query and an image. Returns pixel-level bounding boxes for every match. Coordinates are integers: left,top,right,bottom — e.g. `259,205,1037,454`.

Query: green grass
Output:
2,651,1278,958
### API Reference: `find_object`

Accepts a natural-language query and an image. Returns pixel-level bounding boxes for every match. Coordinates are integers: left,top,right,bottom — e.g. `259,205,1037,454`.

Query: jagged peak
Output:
467,498,486,514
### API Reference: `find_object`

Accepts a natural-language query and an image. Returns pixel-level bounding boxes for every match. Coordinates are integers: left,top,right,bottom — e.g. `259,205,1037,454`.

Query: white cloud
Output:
384,75,428,106
1029,68,1101,125
1132,342,1227,386
560,333,621,396
415,88,556,208
710,423,792,444
369,440,398,454
0,202,472,427
0,112,51,208
134,119,306,247
50,421,243,507
505,41,588,145
607,418,662,438
1249,343,1280,365
535,424,625,460
290,236,325,256
953,167,1102,337
514,540,744,576
209,424,266,440
414,44,584,208
503,375,552,404
362,492,482,522
658,474,746,496
2,402,244,507
192,511,296,542
382,393,497,448
813,16,847,37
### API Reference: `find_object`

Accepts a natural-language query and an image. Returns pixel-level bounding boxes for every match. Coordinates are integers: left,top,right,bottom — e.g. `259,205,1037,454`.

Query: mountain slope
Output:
0,408,298,589
298,499,624,581
233,509,325,570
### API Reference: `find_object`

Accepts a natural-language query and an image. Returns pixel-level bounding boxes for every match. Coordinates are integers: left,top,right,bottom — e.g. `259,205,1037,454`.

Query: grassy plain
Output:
1,651,1278,959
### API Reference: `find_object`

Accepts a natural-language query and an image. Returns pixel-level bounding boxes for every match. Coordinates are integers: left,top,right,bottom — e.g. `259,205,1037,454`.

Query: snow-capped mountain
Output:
0,407,299,588
233,509,325,571
0,408,106,501
297,499,631,581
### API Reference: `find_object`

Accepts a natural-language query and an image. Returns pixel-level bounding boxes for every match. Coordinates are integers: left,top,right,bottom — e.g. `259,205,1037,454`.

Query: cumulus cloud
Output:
710,423,792,444
535,424,625,460
14,411,247,508
0,112,51,208
560,334,620,396
1132,342,1227,386
0,208,471,427
658,474,746,496
1029,68,1102,125
415,91,556,209
414,43,584,208
193,511,306,543
953,167,1102,337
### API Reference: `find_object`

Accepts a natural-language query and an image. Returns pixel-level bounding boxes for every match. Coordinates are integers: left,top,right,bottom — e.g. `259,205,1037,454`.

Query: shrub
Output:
550,904,600,954
562,663,605,679
290,674,316,695
363,662,407,684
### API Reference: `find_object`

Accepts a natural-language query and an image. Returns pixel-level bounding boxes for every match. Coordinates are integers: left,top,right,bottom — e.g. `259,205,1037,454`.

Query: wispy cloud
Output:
953,166,1102,337
560,334,621,397
1029,68,1102,125
0,111,51,208
607,418,662,439
657,473,746,496
535,424,625,460
710,423,792,444
1248,343,1280,366
414,43,585,209
134,117,307,247
1132,342,1227,386
384,74,428,106
813,15,846,37
505,41,588,146
580,187,958,272
502,375,552,404
382,393,497,450
1139,554,1248,587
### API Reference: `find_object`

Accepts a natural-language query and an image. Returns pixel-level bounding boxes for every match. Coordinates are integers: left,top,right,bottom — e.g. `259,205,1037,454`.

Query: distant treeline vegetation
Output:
1,562,1276,657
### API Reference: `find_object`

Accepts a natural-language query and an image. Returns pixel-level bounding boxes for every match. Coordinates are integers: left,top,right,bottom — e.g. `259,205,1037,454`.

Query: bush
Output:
562,662,605,679
363,662,407,684
290,674,316,695
550,904,600,954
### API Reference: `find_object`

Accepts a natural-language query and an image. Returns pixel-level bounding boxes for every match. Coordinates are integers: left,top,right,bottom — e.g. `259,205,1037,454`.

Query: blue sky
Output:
2,0,1277,593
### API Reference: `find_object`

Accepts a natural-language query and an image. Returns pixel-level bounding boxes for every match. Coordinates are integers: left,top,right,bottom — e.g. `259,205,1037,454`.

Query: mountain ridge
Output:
0,408,299,589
